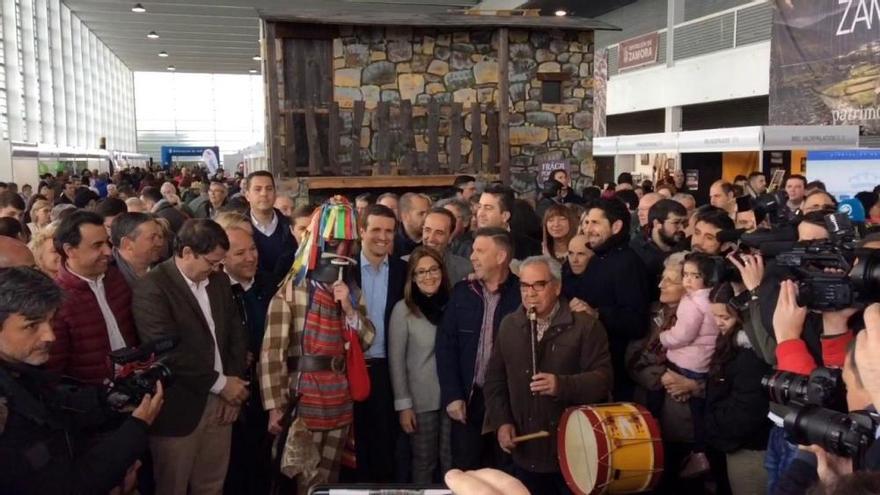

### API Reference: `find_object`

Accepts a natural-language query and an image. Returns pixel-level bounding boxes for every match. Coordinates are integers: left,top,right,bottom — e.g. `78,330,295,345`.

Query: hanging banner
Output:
770,1,880,133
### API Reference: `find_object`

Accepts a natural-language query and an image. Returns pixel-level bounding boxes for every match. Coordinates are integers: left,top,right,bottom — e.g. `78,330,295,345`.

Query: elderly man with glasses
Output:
484,255,612,495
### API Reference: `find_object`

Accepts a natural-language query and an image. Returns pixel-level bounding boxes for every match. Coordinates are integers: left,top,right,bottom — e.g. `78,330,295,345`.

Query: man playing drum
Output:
484,255,613,494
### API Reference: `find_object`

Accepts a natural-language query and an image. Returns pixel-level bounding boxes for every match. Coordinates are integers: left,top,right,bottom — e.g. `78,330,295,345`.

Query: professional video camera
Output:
104,337,176,410
763,367,880,468
775,212,880,311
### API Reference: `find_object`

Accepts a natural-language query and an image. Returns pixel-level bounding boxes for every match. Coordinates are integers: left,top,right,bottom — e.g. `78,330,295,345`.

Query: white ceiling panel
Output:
62,0,482,73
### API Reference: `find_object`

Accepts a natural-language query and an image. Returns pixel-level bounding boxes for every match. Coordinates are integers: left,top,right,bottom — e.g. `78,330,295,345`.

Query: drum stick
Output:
512,430,550,444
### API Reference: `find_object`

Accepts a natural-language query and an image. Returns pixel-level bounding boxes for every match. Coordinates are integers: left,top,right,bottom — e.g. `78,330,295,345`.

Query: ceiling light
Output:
158,51,168,57
252,55,261,61
249,69,258,74
555,9,567,16
147,31,159,39
131,3,146,13
167,66,176,71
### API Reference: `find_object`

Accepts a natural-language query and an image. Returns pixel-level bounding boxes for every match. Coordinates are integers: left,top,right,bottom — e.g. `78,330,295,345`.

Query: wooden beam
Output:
426,100,440,174
449,102,463,173
376,101,390,175
497,27,511,185
304,105,323,175
328,101,340,176
399,100,416,175
280,107,331,115
262,21,283,177
351,101,365,176
285,112,296,177
487,109,499,169
280,174,499,191
470,102,482,172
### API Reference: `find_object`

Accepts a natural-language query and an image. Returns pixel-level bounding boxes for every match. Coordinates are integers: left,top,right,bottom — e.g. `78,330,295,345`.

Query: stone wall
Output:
331,25,594,182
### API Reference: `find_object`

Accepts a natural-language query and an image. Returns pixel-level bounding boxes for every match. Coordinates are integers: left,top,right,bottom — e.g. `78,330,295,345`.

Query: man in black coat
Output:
436,227,521,470
629,199,688,299
476,184,541,261
566,198,651,401
0,267,164,494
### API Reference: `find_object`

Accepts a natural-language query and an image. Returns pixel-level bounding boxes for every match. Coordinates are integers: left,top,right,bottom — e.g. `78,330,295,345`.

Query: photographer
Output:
0,267,164,494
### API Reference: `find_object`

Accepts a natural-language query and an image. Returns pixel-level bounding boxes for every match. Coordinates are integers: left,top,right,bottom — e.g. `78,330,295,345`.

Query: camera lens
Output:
762,371,809,405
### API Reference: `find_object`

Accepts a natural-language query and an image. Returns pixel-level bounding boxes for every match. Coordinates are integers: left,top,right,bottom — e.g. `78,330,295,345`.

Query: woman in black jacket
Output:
706,282,771,494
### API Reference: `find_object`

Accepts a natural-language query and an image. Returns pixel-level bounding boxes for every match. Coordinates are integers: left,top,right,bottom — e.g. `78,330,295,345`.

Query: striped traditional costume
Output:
258,197,374,492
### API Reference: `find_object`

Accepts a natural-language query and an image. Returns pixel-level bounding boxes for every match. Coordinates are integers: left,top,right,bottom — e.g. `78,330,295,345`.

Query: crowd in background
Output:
5,164,880,495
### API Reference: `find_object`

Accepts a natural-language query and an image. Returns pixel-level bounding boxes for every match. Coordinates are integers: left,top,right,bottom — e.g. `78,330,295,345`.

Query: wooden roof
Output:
262,10,620,31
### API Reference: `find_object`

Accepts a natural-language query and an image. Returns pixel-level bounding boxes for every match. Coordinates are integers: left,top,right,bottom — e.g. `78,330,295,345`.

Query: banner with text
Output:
618,32,660,71
770,0,880,132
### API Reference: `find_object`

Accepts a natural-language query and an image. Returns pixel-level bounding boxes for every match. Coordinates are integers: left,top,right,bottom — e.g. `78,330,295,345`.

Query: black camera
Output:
773,212,880,311
763,366,879,467
762,367,846,411
104,337,176,410
783,406,879,465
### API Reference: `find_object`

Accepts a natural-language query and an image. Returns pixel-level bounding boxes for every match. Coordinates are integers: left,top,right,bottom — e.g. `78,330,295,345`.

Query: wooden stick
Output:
512,430,549,444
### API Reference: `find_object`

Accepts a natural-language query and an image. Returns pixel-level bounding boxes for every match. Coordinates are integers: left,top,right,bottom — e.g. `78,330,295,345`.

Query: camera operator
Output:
0,267,164,494
690,206,736,256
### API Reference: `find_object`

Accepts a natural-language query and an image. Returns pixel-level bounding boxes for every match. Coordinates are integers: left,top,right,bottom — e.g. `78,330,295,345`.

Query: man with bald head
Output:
636,193,663,232
0,236,35,268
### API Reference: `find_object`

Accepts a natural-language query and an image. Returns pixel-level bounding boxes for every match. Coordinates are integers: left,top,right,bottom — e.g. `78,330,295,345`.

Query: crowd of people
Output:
3,165,880,495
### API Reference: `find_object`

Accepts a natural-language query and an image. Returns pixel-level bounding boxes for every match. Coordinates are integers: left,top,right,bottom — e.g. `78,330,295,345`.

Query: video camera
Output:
763,367,880,467
104,337,176,410
774,212,880,311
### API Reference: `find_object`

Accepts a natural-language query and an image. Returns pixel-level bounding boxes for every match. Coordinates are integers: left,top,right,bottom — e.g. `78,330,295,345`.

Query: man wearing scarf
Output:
258,197,375,492
567,198,651,402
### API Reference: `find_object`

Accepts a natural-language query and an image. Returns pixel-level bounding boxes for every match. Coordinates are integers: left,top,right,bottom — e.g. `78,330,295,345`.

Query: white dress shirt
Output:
250,210,278,237
68,267,127,352
177,264,227,394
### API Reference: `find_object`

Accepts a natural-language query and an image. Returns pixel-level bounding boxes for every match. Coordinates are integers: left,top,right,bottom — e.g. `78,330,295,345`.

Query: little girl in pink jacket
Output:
659,252,720,477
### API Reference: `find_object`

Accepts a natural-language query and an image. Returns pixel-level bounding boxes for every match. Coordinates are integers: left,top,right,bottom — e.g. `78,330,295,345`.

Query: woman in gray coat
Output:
389,246,452,483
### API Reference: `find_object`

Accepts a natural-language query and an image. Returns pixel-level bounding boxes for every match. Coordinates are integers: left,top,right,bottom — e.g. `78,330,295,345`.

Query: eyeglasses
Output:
414,266,441,279
520,280,552,293
202,255,224,268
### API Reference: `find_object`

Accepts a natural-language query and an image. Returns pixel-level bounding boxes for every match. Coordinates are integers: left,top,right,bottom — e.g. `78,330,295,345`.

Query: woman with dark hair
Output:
705,282,771,494
510,199,543,243
388,246,452,483
541,204,578,263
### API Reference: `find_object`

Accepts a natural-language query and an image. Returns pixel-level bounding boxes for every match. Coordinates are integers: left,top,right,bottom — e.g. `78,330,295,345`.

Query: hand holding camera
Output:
773,280,808,343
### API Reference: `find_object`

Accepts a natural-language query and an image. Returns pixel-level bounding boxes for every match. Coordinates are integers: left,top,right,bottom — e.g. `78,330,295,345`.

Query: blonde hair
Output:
30,199,51,216
28,221,59,273
214,211,253,234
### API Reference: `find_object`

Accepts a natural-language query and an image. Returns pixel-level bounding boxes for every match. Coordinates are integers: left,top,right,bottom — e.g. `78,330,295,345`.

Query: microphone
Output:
838,198,866,223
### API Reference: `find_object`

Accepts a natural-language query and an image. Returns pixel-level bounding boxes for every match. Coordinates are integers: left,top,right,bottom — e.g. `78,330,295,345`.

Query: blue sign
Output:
160,146,220,168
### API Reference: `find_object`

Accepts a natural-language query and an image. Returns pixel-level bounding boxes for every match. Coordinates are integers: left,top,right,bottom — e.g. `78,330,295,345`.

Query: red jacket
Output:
46,264,139,384
775,332,853,375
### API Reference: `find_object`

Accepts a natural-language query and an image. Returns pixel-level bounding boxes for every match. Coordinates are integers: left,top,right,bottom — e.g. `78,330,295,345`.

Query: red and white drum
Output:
558,402,663,494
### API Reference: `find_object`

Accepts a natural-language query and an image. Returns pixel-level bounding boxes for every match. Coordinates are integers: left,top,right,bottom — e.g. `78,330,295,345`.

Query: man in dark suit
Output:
132,219,248,495
353,204,407,482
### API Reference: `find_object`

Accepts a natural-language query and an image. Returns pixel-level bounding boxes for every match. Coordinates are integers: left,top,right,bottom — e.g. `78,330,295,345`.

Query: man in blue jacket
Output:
436,227,521,470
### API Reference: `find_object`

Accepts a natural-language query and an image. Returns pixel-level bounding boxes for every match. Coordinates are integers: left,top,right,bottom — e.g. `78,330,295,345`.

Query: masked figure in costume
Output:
259,196,374,491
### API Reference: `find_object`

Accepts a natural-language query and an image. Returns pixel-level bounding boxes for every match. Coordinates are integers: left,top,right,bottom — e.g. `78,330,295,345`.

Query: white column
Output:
19,0,41,142
60,4,75,145
665,0,685,133
48,0,65,146
71,16,84,146
35,0,55,144
3,0,24,142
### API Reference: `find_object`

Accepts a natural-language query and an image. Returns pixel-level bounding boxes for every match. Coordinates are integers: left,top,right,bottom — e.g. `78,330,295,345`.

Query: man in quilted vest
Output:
46,210,139,384
259,196,375,493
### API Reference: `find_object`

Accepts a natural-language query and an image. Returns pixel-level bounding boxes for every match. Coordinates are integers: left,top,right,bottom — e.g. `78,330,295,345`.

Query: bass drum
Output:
557,403,663,494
